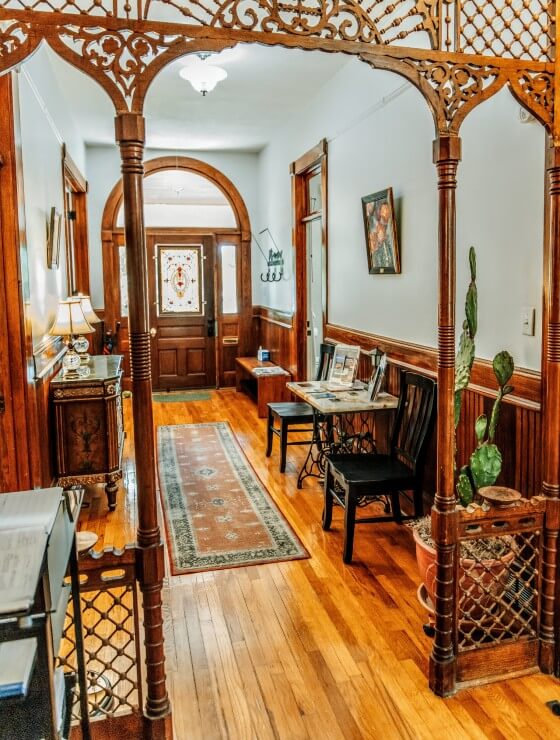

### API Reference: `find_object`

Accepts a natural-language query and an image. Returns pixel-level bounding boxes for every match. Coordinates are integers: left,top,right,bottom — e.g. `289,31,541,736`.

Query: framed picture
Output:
47,207,62,269
362,188,400,274
328,344,361,387
367,353,387,401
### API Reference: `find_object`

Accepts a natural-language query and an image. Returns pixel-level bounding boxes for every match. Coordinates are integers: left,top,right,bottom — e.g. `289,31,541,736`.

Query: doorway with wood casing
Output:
101,156,252,390
148,232,216,389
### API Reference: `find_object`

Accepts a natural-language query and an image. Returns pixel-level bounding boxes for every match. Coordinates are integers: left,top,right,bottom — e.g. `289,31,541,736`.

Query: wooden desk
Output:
51,355,124,511
286,381,398,488
235,357,291,417
0,487,88,739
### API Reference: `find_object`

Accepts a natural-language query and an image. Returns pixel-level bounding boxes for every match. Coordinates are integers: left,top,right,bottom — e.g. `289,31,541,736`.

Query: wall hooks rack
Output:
253,228,284,282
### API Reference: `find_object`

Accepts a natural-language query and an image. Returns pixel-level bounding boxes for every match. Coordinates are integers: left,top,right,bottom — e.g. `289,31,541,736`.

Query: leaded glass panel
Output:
158,245,203,315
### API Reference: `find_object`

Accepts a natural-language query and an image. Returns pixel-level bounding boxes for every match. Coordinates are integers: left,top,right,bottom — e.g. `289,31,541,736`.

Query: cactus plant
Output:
454,247,477,429
452,248,515,506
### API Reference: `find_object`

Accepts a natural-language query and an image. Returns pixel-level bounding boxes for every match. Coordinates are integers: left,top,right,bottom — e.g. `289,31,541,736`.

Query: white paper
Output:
0,638,37,698
0,527,49,614
0,487,62,534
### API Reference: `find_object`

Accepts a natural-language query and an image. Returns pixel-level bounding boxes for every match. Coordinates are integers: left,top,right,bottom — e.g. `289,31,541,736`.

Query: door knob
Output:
150,327,157,338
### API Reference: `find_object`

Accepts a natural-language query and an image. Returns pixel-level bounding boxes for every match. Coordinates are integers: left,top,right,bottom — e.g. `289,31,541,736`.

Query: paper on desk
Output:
0,638,37,698
0,526,50,614
0,487,63,534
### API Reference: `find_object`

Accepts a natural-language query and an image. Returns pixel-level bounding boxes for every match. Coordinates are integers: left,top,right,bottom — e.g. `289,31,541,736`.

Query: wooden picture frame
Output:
47,207,62,269
362,188,400,274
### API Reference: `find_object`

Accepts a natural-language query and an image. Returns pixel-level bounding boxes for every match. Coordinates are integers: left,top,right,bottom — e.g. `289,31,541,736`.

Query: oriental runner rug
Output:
157,422,308,574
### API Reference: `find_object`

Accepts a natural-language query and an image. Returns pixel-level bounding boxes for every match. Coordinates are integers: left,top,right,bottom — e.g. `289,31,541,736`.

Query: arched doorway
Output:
101,156,252,389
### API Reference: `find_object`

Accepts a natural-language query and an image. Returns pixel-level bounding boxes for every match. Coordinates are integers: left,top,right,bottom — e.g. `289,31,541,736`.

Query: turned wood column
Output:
115,113,171,732
429,134,461,697
540,142,560,674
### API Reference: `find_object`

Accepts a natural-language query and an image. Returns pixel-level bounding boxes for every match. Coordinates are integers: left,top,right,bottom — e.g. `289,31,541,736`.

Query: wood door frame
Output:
0,72,34,490
291,139,328,381
62,144,90,296
102,156,252,346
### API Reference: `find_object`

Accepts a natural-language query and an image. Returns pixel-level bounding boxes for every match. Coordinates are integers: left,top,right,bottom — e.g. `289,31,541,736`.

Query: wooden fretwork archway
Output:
1,1,559,735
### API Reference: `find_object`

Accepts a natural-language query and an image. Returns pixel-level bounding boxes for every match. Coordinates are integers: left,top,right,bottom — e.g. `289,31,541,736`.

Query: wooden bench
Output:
235,357,291,417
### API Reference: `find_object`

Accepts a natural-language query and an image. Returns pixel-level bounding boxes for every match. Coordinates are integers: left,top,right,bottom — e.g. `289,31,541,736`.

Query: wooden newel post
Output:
115,113,172,736
429,134,461,697
541,142,560,675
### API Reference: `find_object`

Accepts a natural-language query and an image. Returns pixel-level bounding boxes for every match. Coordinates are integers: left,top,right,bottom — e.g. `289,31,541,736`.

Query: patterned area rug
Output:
153,391,211,402
157,422,309,574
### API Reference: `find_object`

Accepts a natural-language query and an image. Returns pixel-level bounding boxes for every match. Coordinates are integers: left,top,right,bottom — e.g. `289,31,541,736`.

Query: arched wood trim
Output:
101,155,253,379
102,155,251,235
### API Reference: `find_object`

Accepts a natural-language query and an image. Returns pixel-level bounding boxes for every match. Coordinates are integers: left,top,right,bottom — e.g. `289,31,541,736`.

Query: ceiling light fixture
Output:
179,56,228,96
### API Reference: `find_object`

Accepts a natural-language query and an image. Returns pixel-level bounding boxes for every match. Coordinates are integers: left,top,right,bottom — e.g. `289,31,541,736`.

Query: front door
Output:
148,233,216,389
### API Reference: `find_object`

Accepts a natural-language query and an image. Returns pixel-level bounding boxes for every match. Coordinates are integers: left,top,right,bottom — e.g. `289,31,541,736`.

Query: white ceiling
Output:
47,44,350,152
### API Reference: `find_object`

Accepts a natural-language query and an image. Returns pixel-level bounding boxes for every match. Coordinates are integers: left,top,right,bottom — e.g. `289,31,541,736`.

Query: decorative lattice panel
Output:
452,495,546,685
0,1,441,48
58,548,142,724
457,530,540,649
459,0,553,61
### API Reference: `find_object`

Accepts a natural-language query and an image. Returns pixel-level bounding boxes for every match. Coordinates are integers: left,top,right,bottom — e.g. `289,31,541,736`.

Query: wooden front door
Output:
148,233,216,389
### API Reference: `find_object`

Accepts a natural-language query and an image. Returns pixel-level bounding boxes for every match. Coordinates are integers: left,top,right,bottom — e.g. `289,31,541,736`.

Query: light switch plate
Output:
521,306,535,336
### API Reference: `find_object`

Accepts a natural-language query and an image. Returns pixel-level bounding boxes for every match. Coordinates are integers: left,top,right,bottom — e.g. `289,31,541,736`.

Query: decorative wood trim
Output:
252,305,294,330
0,72,32,490
62,143,87,193
291,140,328,380
290,138,328,175
62,143,90,296
325,322,541,407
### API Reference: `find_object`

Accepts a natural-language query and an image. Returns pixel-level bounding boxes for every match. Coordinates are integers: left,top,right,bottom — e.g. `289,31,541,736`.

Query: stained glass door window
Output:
157,244,203,315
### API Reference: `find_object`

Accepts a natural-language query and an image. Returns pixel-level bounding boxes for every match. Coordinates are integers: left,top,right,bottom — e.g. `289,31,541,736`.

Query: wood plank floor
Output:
79,389,560,739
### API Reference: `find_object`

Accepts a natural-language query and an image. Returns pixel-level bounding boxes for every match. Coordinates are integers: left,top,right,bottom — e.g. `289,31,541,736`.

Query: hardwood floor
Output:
79,389,560,739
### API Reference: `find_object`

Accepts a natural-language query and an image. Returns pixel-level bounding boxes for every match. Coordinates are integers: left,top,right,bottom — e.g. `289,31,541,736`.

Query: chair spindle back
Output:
390,371,436,475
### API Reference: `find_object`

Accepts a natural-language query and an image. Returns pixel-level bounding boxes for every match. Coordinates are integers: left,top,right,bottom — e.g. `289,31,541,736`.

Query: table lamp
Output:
74,294,101,364
49,298,93,377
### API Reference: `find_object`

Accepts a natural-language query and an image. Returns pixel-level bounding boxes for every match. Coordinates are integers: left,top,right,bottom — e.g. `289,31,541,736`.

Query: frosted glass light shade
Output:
78,295,101,325
179,63,227,96
49,298,94,337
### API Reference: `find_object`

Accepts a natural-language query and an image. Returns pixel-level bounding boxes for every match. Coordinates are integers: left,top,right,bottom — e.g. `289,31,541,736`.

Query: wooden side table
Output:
235,357,291,417
51,355,124,511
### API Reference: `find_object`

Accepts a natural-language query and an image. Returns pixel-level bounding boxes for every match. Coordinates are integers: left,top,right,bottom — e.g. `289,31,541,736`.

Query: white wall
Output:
86,146,260,308
17,47,86,349
256,58,545,370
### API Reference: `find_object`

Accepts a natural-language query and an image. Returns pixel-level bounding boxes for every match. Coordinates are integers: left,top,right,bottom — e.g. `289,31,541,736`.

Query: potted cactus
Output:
413,247,515,609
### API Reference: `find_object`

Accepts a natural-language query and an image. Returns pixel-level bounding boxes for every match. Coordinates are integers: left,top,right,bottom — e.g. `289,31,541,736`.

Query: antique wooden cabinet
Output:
51,355,124,510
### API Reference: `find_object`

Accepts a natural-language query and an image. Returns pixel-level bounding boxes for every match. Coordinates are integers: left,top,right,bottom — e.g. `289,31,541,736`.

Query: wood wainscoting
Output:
252,306,297,378
325,323,542,500
250,308,542,501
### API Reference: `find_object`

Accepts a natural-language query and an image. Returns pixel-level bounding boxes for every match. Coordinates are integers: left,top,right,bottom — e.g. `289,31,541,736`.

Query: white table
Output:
286,381,398,488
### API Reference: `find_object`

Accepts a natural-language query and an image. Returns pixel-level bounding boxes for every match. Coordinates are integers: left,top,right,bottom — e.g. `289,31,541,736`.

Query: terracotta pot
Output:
413,526,514,621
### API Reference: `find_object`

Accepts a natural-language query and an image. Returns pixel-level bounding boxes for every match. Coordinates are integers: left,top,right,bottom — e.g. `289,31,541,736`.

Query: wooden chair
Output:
265,343,335,472
322,371,436,563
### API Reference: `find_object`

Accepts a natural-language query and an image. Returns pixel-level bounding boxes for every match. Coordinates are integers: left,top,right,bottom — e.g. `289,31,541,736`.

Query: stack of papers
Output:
0,487,63,615
252,366,286,376
0,638,37,699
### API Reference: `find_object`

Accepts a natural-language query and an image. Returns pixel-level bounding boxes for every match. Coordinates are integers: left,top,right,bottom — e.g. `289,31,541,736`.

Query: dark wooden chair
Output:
322,370,436,563
265,343,335,472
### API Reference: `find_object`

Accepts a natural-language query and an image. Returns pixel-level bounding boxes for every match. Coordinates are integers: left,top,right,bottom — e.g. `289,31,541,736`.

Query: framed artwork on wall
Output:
362,188,400,274
47,207,62,269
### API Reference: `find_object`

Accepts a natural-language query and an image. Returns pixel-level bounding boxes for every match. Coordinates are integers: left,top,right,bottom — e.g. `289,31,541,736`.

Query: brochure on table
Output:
327,344,361,388
367,353,388,401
